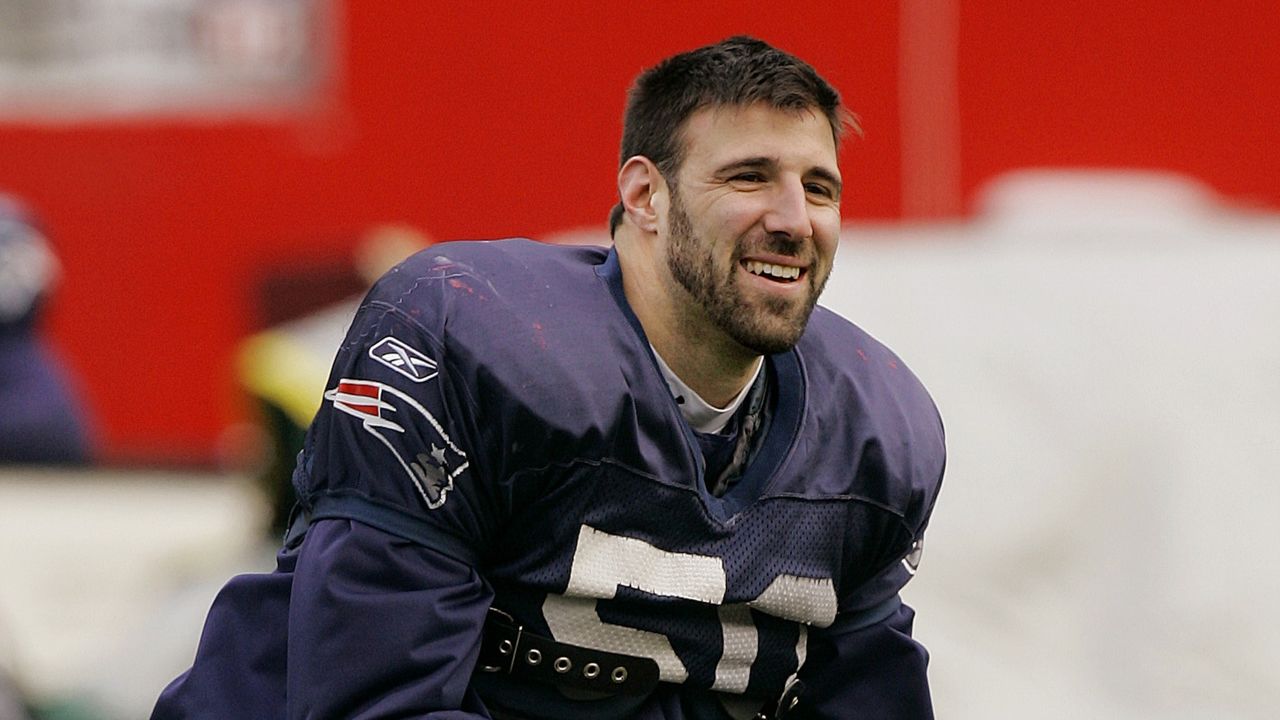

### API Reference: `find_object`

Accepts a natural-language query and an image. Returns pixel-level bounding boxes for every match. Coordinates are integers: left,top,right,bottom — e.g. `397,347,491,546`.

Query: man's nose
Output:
762,178,814,241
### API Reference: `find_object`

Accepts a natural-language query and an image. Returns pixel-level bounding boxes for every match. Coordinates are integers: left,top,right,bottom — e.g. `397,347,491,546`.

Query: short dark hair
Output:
609,36,855,236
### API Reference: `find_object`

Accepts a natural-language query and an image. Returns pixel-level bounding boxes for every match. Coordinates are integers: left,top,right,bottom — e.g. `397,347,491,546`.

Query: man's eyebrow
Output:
715,156,843,194
807,167,843,195
715,156,777,174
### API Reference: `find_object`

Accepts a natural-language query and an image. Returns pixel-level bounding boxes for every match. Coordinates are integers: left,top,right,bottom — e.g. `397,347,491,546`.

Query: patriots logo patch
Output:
369,336,438,382
324,378,467,509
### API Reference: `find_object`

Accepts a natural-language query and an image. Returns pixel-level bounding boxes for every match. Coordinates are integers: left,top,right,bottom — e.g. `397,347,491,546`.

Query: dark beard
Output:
665,191,825,355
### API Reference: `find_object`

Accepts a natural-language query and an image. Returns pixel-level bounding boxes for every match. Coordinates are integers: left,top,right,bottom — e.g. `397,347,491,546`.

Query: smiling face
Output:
660,103,842,355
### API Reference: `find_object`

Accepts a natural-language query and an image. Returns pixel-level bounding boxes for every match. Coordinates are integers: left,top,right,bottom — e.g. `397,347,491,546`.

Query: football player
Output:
154,36,945,719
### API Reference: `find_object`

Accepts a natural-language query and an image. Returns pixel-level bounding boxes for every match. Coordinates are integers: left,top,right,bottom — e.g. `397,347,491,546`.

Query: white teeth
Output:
745,260,801,280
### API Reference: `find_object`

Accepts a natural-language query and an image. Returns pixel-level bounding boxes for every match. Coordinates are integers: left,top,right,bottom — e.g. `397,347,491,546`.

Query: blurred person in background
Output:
0,193,93,465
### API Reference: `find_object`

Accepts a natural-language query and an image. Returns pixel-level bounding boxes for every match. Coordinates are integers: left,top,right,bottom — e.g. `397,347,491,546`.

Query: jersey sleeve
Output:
799,404,944,719
794,599,933,719
292,276,507,564
791,539,934,718
285,264,508,717
286,518,494,719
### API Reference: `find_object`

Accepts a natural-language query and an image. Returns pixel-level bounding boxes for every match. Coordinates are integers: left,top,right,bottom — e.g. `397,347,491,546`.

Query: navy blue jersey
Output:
155,240,945,720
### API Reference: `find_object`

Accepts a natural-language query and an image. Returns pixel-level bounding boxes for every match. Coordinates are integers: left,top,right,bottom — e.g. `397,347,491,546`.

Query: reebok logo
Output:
369,336,437,383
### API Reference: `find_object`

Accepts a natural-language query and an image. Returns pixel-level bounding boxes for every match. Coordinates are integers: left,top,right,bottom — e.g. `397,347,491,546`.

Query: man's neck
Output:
617,236,762,407
647,324,761,408
651,344,763,433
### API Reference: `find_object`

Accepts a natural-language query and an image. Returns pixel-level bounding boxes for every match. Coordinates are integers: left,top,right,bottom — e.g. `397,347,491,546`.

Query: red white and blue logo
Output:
324,378,467,509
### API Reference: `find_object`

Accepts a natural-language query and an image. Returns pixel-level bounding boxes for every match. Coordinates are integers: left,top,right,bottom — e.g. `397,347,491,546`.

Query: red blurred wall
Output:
0,1,1275,464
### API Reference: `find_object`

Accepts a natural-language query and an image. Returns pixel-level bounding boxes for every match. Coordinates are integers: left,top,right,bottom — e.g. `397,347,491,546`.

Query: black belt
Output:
476,608,661,697
476,609,805,719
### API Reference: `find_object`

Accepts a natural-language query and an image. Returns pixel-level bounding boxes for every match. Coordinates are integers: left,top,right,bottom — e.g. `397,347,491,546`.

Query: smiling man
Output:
154,36,946,720
617,101,843,408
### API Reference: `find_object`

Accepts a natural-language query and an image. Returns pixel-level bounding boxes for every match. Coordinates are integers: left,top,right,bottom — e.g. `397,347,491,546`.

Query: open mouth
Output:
742,259,804,283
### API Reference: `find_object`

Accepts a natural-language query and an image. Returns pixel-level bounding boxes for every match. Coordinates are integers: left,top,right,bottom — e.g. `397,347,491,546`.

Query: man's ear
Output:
618,156,667,234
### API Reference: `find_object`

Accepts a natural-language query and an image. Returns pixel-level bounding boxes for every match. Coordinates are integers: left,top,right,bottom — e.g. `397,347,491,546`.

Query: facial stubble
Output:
665,189,828,356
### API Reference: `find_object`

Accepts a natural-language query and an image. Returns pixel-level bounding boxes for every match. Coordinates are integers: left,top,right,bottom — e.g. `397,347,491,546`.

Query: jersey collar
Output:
596,246,807,519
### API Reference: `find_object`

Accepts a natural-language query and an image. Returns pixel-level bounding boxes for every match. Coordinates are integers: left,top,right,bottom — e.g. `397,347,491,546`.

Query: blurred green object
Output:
28,697,100,720
238,297,360,536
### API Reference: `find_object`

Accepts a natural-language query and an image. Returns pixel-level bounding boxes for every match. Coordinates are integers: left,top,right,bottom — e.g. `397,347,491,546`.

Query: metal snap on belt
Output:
498,639,513,655
554,656,573,673
611,667,628,683
583,662,600,679
525,649,542,666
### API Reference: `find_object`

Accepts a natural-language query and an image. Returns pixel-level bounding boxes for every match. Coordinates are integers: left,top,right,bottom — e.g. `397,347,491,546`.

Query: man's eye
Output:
805,183,835,198
732,172,765,183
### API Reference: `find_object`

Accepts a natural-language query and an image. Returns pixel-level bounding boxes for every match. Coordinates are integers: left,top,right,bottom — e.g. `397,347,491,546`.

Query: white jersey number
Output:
541,526,838,692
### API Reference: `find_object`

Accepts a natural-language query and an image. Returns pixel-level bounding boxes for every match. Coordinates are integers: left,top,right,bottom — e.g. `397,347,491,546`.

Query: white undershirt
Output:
650,347,763,435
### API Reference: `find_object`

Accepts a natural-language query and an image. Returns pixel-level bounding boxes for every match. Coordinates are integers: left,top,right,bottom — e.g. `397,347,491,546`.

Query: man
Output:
154,36,945,719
